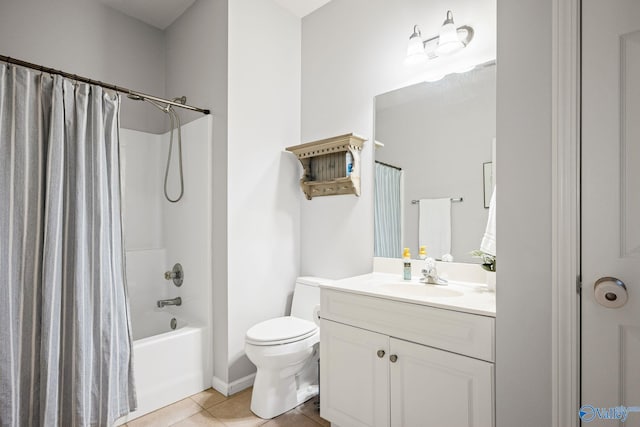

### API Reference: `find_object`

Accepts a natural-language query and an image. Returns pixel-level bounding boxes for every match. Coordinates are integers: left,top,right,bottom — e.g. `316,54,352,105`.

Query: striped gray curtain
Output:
0,64,136,426
374,162,402,258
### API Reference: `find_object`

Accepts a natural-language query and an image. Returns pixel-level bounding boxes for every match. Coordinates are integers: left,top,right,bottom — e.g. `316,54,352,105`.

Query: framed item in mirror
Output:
483,162,493,208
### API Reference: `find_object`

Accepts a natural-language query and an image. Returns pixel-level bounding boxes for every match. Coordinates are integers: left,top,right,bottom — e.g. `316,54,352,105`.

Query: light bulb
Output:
436,11,464,56
405,25,427,65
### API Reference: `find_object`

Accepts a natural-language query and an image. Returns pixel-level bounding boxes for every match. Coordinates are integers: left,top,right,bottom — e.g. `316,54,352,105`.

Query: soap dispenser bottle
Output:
402,247,412,280
418,245,427,269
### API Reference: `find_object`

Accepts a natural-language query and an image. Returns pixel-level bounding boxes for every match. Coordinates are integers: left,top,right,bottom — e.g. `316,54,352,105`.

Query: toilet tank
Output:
290,276,330,323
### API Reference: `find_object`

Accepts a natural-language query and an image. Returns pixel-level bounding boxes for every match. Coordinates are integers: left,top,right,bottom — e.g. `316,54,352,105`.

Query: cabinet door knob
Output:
377,350,385,358
390,354,398,363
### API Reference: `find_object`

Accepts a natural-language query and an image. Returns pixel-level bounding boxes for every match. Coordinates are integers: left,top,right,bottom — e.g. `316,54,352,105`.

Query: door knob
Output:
377,350,385,358
594,277,628,308
390,354,398,363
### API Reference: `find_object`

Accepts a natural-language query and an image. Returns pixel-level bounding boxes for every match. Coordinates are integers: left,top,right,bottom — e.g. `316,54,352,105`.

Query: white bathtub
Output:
116,312,210,424
131,310,187,341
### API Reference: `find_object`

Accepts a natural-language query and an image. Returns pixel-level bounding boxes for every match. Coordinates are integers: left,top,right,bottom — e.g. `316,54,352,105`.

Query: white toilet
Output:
245,276,327,419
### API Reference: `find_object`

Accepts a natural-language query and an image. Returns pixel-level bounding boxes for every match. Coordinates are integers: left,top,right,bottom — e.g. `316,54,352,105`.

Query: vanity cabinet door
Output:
320,319,390,427
389,338,494,427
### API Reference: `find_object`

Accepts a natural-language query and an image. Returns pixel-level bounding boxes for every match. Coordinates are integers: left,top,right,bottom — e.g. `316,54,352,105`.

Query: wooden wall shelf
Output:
286,133,367,200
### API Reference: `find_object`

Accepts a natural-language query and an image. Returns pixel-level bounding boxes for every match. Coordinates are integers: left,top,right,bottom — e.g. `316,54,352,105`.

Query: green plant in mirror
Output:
470,250,496,272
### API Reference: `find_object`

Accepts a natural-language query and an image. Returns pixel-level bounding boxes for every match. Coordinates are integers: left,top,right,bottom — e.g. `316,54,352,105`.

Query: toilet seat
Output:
246,316,318,346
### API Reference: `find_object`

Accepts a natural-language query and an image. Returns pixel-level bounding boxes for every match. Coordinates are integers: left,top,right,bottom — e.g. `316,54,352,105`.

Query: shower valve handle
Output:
164,271,179,280
164,263,184,287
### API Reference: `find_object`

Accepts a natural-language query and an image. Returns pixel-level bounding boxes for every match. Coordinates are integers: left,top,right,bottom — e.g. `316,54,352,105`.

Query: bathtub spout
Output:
157,297,182,308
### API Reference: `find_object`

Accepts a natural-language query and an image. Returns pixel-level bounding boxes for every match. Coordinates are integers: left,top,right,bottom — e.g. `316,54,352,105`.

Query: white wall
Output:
164,0,298,389
301,0,496,279
303,3,556,425
164,0,303,387
165,0,228,130
0,0,167,133
495,0,553,426
163,0,230,385
225,0,302,384
375,65,495,262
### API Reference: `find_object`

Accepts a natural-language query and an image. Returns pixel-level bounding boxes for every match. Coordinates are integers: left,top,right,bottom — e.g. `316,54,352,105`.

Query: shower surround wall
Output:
118,116,213,421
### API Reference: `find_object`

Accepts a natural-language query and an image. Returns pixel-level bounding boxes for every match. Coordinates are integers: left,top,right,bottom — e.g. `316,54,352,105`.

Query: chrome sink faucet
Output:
157,297,182,308
421,257,448,285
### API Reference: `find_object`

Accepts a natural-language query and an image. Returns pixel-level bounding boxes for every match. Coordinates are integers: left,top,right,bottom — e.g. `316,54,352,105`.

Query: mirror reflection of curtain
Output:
374,162,402,258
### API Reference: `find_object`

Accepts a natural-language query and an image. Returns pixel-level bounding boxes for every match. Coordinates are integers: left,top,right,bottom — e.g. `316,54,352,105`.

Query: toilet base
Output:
250,360,318,419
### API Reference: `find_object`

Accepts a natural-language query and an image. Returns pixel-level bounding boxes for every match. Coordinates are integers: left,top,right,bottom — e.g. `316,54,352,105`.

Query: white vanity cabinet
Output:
320,288,495,427
388,337,493,427
320,320,390,427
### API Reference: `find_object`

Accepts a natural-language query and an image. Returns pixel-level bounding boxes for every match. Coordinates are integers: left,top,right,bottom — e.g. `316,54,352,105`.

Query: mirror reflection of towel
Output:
418,198,451,259
481,187,496,256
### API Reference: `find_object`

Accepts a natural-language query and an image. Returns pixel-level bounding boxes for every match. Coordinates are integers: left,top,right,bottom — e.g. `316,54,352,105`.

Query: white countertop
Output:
319,272,496,317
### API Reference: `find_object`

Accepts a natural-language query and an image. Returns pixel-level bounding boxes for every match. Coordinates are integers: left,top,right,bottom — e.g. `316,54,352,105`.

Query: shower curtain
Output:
0,64,136,426
374,162,402,258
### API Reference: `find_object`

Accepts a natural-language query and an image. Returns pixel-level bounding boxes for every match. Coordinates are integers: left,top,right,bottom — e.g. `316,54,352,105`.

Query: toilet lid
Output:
246,316,318,345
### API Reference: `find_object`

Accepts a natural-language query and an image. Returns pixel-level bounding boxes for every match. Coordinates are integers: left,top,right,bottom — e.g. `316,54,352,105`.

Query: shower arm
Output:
129,95,187,113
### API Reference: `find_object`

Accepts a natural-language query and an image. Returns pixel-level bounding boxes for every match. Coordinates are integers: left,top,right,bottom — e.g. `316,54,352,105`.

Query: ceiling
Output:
100,0,332,30
99,0,196,30
272,0,332,17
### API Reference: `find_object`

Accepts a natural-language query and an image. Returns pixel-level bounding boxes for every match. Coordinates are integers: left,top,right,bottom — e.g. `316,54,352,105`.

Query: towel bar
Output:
411,198,463,204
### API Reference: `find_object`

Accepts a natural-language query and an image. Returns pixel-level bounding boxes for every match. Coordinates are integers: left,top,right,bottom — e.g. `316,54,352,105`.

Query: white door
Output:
582,1,640,424
320,320,390,427
389,338,493,427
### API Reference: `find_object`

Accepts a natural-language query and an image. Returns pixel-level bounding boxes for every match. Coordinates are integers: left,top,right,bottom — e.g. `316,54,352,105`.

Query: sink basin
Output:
377,283,464,298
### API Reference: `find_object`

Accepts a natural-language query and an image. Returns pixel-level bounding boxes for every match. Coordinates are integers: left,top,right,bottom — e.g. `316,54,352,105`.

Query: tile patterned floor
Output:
124,388,330,427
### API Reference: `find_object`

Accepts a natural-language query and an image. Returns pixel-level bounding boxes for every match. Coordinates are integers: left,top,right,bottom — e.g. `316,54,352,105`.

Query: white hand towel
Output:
418,198,451,259
480,186,496,256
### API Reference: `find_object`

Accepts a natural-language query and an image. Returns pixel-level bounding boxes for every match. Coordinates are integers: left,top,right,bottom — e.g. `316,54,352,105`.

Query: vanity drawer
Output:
320,289,495,362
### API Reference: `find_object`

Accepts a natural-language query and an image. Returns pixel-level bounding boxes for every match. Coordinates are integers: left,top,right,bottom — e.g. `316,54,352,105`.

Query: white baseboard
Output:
212,373,255,397
211,376,229,396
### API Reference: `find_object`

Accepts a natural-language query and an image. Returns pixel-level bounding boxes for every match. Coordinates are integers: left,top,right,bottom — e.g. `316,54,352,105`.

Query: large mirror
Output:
374,63,496,263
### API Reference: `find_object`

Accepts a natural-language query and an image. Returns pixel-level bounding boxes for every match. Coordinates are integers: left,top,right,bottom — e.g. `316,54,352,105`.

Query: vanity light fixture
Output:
405,25,428,65
404,10,474,65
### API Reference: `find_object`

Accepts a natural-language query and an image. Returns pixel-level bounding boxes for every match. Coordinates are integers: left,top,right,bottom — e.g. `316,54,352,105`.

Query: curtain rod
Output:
0,54,210,115
375,160,402,171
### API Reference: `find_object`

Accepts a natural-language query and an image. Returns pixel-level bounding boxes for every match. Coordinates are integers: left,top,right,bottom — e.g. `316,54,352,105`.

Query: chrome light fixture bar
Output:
405,10,474,65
